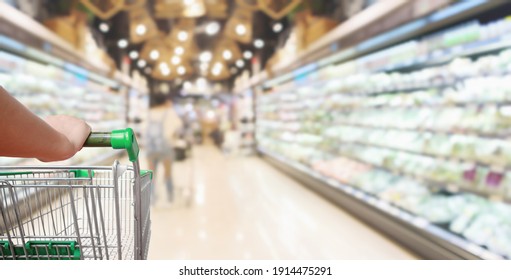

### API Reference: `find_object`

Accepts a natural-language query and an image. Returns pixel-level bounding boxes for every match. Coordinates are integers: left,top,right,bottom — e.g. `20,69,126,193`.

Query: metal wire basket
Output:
0,129,152,260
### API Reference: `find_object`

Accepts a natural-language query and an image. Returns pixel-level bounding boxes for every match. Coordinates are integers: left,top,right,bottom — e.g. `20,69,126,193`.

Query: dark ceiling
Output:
34,0,368,97
89,0,290,93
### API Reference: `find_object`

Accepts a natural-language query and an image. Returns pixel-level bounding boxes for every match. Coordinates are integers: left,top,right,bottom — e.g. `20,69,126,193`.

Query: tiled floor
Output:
145,145,417,260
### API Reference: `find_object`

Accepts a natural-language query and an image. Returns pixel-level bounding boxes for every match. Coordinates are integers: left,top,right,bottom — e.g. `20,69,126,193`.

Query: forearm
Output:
0,87,75,161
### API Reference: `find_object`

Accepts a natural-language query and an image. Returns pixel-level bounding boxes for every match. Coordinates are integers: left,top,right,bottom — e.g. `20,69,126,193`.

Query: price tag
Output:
412,217,430,228
399,211,412,222
326,178,339,187
416,56,427,64
431,50,444,59
367,196,377,205
452,45,463,54
490,165,505,173
354,190,365,200
446,184,460,193
389,207,400,217
489,195,504,203
466,243,484,256
345,186,355,194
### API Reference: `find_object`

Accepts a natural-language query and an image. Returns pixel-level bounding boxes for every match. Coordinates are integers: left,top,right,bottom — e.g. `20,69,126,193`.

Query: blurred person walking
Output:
222,124,240,156
145,95,183,203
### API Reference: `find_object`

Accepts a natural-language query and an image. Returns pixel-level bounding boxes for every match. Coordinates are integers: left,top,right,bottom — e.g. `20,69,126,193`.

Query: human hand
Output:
40,115,91,162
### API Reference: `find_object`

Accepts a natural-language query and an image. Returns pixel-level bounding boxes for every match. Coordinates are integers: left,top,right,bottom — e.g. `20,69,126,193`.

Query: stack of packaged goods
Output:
256,16,511,259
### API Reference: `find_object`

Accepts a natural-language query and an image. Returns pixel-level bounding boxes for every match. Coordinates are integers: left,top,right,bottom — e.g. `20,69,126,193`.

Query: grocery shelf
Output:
255,2,511,259
262,129,508,170
264,123,510,167
329,121,511,141
378,34,511,74
268,82,451,100
257,118,511,141
333,147,510,205
258,147,505,260
329,138,508,171
256,130,511,203
0,3,120,88
260,1,505,88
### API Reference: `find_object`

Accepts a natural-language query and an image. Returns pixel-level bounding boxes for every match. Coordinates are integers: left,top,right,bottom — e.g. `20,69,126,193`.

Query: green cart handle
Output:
84,128,139,162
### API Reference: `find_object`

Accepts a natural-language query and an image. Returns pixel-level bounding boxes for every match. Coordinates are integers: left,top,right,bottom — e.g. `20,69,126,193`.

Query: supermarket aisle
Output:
147,145,416,259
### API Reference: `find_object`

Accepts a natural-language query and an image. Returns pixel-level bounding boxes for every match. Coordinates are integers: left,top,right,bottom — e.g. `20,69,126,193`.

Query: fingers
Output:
43,115,92,157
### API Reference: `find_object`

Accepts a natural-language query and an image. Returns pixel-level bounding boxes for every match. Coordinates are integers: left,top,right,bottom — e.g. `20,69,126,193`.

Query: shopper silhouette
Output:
145,95,182,203
0,86,91,162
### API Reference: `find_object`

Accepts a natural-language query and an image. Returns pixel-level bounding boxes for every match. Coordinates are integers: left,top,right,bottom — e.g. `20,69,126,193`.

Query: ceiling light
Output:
184,2,205,17
206,110,215,119
178,31,189,42
235,59,245,68
243,50,253,59
205,21,220,36
171,56,181,65
137,59,147,68
161,68,171,76
159,62,171,76
183,0,194,5
159,62,169,70
212,62,223,76
177,66,186,75
175,46,184,55
136,24,147,36
149,49,160,60
254,39,264,49
99,22,109,33
197,77,207,87
272,22,283,33
235,24,247,36
212,68,221,76
213,62,223,70
117,39,128,49
160,83,170,93
222,50,232,60
199,51,212,62
184,81,192,90
129,50,139,60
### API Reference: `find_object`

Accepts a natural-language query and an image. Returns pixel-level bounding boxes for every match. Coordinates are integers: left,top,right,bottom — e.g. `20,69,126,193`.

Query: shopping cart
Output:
0,129,152,260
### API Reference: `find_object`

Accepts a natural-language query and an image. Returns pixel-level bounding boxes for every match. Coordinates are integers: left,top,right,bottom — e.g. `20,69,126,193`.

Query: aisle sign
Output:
0,50,24,71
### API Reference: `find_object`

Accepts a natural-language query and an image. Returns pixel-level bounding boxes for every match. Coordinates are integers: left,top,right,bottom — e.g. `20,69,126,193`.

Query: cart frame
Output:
0,128,152,260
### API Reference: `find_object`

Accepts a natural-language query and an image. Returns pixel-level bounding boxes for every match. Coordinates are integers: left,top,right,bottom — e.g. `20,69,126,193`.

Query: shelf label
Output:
366,196,377,205
354,190,365,200
412,217,429,228
0,34,26,52
446,184,460,193
488,195,504,202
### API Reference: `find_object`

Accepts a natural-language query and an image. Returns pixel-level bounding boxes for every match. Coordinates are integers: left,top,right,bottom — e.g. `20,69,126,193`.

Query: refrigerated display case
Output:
256,1,511,259
0,4,128,166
